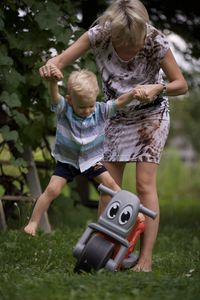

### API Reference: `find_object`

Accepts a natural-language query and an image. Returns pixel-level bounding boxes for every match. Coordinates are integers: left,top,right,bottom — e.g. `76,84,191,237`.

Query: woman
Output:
39,0,188,271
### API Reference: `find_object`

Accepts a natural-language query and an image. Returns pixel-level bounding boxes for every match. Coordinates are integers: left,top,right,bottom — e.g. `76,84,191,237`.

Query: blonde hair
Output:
96,0,149,48
67,69,100,101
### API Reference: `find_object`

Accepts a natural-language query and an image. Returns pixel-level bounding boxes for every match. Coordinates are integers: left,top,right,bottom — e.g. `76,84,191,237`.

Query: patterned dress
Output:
88,24,170,164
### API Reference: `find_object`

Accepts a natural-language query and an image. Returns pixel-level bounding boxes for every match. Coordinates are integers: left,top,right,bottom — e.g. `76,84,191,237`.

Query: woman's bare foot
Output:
131,256,152,272
138,212,145,222
24,221,38,236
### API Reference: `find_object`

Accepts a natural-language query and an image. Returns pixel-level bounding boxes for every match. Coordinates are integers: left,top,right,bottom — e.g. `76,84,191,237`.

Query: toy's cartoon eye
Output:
107,202,120,219
119,206,133,225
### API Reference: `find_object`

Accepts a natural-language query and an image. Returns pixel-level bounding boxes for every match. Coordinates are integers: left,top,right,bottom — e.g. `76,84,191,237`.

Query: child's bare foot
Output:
131,256,152,272
24,221,37,236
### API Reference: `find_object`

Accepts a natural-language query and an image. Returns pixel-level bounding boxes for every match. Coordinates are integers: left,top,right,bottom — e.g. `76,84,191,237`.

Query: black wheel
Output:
74,234,115,273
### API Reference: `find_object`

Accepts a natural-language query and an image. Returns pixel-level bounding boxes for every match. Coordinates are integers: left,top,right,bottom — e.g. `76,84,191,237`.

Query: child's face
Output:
68,94,96,118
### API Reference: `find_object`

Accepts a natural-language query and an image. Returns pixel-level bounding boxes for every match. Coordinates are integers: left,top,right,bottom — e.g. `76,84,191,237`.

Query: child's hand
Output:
40,63,63,81
133,84,160,102
49,64,63,81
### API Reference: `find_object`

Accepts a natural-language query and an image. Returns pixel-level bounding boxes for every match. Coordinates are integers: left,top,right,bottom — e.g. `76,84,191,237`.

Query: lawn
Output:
0,194,200,300
0,149,200,300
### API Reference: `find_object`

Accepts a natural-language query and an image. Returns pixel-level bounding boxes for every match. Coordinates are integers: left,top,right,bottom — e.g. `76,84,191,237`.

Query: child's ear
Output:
66,95,72,106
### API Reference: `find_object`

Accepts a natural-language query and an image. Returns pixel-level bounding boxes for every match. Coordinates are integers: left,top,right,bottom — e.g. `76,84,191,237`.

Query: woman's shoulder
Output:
88,24,110,46
146,23,169,49
147,24,168,41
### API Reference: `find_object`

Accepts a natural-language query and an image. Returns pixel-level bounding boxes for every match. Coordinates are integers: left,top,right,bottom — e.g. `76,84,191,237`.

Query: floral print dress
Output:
88,24,170,164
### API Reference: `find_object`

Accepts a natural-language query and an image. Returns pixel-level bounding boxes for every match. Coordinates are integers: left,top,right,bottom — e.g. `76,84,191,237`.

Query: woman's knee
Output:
136,175,156,196
103,162,125,186
136,163,157,196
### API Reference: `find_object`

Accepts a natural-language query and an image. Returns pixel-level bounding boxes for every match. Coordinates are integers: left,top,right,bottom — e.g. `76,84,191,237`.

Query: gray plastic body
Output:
73,184,157,272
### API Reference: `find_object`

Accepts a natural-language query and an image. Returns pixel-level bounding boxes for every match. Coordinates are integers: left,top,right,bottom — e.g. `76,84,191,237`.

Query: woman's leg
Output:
132,161,159,272
24,175,67,236
103,162,126,186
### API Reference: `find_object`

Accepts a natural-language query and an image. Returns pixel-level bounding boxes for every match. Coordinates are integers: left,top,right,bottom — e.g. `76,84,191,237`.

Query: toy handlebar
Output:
98,184,117,197
98,184,157,220
139,204,157,219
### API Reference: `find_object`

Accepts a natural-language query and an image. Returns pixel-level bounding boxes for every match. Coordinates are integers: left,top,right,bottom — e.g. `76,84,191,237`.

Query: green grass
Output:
1,148,200,299
0,197,200,300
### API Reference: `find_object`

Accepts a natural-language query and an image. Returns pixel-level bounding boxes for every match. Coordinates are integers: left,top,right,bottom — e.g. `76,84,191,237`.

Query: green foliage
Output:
1,0,200,219
0,0,95,198
181,89,200,153
0,0,77,151
170,88,200,155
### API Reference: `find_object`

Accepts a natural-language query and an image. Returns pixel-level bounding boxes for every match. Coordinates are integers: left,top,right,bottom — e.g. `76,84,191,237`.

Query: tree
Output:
0,0,86,198
0,0,199,205
144,1,200,58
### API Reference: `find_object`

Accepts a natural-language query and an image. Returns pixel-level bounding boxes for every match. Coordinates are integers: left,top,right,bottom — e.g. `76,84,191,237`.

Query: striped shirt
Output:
51,96,116,172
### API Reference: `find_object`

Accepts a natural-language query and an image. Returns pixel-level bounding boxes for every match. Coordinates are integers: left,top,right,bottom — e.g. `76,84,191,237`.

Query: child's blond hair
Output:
67,69,99,101
95,0,149,48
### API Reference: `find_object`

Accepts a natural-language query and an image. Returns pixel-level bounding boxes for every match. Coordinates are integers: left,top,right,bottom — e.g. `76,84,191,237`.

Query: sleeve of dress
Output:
88,25,99,48
50,95,67,114
88,25,106,51
154,29,170,61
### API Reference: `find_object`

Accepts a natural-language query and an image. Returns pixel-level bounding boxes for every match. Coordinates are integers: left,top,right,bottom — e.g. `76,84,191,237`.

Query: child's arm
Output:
115,90,136,110
49,79,60,104
47,64,63,104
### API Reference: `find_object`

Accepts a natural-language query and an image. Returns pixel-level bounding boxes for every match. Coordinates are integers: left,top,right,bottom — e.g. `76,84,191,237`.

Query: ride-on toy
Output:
73,184,157,272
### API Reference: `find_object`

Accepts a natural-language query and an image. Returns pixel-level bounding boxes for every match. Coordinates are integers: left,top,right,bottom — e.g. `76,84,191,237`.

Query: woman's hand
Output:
134,84,163,102
39,63,63,81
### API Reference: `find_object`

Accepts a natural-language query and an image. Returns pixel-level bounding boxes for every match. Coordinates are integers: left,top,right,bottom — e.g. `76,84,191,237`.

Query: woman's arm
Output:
132,49,188,102
160,48,188,96
39,32,90,79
